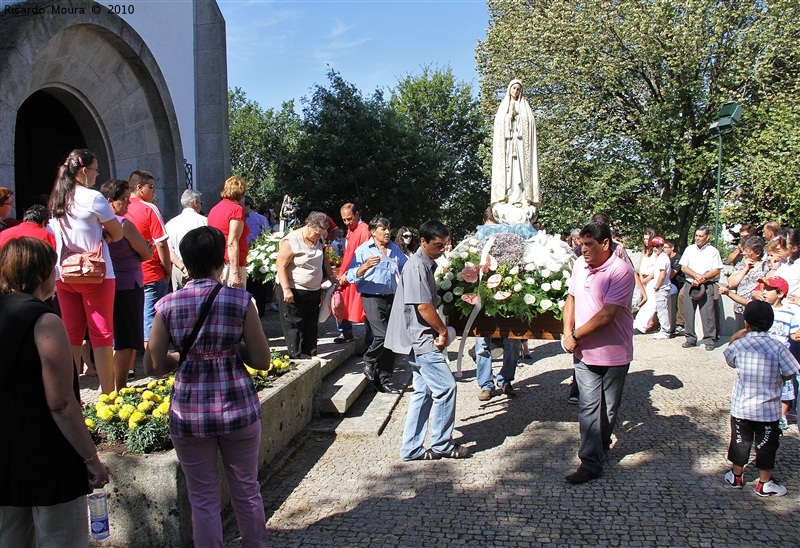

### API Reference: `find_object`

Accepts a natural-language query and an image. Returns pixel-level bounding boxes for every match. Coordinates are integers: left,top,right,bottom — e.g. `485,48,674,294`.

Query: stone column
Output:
193,0,230,207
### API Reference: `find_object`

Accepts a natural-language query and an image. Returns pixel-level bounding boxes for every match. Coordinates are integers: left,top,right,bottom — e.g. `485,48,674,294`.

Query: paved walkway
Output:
231,334,799,546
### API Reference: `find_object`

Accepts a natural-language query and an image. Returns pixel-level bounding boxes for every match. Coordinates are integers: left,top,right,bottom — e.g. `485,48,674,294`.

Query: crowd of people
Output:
2,149,799,546
0,149,281,546
0,149,433,546
562,218,800,493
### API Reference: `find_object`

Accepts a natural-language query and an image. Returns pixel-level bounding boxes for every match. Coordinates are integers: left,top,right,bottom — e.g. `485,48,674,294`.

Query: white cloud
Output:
312,37,372,62
328,18,355,38
224,7,304,58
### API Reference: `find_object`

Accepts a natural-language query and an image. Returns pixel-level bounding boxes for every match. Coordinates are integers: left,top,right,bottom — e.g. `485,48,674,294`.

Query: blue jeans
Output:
143,278,169,342
574,360,629,474
400,350,457,460
475,337,520,390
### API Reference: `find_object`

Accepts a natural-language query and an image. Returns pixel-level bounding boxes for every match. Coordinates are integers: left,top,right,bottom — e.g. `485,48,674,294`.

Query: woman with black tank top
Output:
0,237,108,546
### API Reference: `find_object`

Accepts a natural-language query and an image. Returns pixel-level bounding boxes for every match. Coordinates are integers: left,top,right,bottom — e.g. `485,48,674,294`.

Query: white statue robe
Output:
491,82,541,207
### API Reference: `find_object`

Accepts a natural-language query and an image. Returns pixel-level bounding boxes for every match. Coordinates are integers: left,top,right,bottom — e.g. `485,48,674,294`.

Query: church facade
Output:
0,0,229,218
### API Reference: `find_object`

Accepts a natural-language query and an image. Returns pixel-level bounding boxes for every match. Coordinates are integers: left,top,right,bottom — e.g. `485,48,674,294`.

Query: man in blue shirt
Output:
347,216,407,392
474,207,521,400
243,196,271,243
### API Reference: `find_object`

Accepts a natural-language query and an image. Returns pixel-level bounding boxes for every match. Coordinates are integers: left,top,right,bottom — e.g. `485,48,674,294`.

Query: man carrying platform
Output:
562,221,635,484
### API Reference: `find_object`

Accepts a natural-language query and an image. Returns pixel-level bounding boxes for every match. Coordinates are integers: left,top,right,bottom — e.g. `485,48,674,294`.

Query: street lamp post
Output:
709,102,743,249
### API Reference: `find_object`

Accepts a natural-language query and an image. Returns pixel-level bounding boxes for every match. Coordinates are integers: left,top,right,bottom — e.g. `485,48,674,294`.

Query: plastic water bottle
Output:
88,489,110,541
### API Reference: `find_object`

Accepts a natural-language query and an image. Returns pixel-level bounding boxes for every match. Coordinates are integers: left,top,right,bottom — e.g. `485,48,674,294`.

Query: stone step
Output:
315,355,371,415
312,355,413,436
317,334,365,378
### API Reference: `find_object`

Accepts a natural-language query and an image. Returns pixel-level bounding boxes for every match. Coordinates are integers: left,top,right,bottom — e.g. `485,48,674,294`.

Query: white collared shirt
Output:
679,243,722,282
165,208,208,261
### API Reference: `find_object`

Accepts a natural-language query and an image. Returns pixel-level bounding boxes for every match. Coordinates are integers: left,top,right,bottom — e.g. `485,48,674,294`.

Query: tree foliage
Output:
477,0,800,248
390,66,489,237
267,69,487,238
228,88,300,208
273,70,439,228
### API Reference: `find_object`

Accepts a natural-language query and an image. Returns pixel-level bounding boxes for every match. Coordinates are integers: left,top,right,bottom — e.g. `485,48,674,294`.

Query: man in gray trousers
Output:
562,222,635,484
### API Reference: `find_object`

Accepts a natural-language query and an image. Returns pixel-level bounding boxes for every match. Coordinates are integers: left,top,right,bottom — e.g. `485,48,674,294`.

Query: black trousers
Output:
276,286,321,358
361,293,395,385
684,282,716,345
247,277,270,317
728,416,780,470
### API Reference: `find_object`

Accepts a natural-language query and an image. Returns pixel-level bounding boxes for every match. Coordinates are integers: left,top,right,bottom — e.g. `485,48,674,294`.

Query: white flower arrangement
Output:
246,231,284,283
435,230,575,321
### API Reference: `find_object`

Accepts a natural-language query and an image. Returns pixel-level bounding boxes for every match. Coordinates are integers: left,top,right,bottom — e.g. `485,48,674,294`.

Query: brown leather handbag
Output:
58,220,106,284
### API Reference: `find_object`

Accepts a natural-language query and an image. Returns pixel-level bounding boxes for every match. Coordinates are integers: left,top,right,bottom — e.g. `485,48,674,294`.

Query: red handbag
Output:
331,289,345,323
58,218,106,284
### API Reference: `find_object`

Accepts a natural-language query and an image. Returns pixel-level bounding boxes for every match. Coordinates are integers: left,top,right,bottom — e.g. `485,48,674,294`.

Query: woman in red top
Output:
207,176,249,289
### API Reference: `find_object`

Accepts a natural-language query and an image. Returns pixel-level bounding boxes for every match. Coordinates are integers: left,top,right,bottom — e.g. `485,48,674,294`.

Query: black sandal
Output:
435,444,470,459
410,449,441,461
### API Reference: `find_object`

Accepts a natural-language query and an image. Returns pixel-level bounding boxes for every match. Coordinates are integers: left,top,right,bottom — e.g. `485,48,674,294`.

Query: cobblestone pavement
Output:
236,334,799,547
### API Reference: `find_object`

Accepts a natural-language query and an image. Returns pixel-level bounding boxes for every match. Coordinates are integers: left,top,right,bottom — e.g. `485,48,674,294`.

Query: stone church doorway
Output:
1,13,186,220
14,90,102,214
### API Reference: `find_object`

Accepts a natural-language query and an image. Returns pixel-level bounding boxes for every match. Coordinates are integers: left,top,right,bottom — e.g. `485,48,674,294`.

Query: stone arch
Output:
0,5,184,217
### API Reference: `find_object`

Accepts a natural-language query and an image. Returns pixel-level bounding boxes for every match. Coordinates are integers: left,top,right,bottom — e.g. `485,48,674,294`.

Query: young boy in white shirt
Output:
649,236,673,339
757,276,800,430
724,300,800,496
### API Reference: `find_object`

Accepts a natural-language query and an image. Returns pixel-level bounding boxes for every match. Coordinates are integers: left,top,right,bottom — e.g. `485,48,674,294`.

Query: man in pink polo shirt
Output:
562,221,635,484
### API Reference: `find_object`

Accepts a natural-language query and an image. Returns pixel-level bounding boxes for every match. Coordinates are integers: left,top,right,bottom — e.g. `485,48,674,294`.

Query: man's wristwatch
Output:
571,330,580,343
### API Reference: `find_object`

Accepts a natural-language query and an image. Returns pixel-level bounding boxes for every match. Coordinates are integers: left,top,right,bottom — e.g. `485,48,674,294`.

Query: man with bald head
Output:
763,221,782,242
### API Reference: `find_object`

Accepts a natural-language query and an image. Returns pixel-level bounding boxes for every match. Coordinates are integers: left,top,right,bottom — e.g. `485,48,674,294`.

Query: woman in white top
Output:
49,149,123,394
634,229,658,333
275,212,336,358
775,229,800,296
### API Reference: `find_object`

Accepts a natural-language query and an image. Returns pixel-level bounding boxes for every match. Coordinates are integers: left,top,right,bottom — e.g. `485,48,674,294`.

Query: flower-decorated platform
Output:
436,227,574,341
449,311,563,340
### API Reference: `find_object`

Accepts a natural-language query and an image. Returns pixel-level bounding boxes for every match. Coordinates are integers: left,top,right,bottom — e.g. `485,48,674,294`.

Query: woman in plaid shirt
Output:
145,226,270,546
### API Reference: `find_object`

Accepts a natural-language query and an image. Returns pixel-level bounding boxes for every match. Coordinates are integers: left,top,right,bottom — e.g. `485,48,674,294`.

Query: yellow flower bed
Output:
82,354,294,453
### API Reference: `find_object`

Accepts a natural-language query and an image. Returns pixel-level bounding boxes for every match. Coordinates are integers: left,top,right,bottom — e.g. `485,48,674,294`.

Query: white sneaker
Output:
651,332,670,340
724,469,743,489
755,479,787,497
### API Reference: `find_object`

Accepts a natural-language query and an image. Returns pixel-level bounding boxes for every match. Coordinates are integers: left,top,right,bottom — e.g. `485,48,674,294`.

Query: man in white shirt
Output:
679,226,723,350
164,189,207,289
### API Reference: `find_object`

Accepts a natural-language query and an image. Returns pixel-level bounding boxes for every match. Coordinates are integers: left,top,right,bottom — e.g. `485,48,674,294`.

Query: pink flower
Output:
460,266,479,283
482,255,498,273
461,293,478,305
486,274,503,288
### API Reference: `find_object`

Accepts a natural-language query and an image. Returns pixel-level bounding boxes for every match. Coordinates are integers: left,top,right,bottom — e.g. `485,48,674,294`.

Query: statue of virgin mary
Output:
491,79,540,225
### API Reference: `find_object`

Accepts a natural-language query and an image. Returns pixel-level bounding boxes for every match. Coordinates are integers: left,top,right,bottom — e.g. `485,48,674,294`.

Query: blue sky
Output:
217,1,490,110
